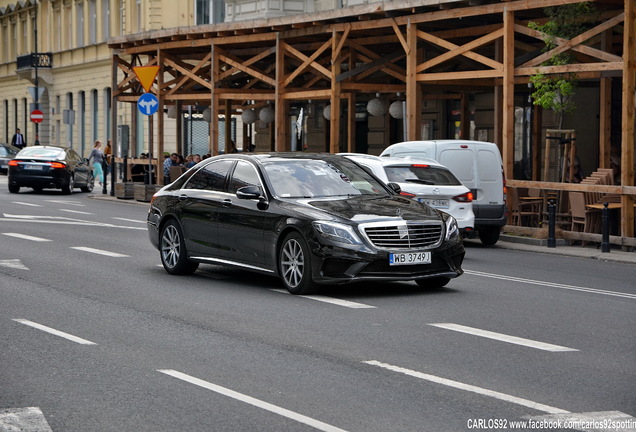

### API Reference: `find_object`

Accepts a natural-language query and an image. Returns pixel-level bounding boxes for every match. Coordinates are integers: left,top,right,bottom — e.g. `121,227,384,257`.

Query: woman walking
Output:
89,140,105,185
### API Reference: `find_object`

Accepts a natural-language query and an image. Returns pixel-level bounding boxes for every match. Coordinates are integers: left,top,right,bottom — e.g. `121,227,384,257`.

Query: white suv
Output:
342,154,475,234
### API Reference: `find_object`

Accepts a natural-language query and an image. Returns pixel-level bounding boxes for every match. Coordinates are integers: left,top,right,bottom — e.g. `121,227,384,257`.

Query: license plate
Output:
0,164,7,169
418,198,449,209
26,164,43,170
389,252,432,266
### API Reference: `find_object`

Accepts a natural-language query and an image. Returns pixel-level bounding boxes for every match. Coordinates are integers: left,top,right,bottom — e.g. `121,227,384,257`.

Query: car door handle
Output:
178,194,188,201
222,199,233,207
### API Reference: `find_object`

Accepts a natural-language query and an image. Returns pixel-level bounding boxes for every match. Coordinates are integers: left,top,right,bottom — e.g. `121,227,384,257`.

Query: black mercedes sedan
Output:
0,142,20,174
8,146,94,194
147,153,464,294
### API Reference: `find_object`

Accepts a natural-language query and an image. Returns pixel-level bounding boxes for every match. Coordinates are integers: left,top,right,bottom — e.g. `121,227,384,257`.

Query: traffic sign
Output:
30,109,44,123
138,93,159,116
133,66,160,93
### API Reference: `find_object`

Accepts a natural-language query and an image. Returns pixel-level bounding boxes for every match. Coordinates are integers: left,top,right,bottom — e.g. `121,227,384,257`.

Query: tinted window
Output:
229,161,261,193
384,166,461,186
186,159,233,191
19,147,65,158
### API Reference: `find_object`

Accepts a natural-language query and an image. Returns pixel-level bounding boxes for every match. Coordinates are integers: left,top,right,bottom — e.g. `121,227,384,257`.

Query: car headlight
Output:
444,215,459,240
312,221,363,246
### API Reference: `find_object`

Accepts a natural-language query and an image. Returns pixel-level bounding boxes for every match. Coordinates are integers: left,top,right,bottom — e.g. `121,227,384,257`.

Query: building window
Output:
91,89,98,142
119,0,124,35
54,6,61,51
79,91,86,155
65,4,72,49
136,0,142,32
102,0,110,41
89,0,97,45
104,87,111,140
196,0,225,25
76,2,84,47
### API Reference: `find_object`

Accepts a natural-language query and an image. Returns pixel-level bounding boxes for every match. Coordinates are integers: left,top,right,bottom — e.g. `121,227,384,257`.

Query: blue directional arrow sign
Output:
137,93,159,116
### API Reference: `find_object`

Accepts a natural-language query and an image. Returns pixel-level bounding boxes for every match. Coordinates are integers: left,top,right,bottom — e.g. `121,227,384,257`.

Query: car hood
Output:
281,194,441,224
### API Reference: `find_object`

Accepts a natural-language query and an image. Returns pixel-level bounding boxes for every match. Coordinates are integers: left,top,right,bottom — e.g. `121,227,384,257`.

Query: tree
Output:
528,3,598,129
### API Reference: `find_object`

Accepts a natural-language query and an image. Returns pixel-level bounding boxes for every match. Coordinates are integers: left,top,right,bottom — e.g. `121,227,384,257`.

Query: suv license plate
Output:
389,252,431,266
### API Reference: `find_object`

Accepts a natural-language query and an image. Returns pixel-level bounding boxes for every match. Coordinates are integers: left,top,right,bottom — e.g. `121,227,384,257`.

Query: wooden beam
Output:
330,29,341,153
276,34,287,151
406,19,417,141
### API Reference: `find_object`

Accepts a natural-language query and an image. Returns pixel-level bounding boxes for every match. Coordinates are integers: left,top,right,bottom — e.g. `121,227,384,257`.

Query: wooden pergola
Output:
108,0,635,243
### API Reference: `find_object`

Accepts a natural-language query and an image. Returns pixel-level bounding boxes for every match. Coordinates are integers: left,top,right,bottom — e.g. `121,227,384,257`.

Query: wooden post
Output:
347,92,355,152
330,29,341,153
211,42,219,156
502,9,515,179
620,0,635,239
275,33,287,152
406,19,417,141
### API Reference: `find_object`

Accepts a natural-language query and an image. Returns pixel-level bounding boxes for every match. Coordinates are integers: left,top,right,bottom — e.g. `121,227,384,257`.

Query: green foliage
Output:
527,3,599,127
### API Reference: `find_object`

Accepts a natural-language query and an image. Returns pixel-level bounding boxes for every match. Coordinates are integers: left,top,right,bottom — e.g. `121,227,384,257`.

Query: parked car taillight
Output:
8,160,19,166
50,162,66,169
453,191,474,202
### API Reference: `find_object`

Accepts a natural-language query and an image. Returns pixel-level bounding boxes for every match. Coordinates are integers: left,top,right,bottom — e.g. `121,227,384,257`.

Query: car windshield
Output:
384,165,462,186
263,158,387,198
18,147,65,159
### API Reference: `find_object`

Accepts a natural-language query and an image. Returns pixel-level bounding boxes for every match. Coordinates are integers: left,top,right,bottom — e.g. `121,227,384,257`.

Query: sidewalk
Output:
2,174,635,264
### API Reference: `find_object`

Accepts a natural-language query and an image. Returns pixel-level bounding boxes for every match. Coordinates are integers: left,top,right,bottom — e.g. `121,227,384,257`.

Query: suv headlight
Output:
312,221,363,247
444,215,459,240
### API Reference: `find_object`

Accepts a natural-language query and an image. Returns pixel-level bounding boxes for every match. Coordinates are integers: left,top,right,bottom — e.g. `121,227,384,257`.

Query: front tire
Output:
478,226,500,246
278,232,318,295
8,184,19,193
160,220,199,275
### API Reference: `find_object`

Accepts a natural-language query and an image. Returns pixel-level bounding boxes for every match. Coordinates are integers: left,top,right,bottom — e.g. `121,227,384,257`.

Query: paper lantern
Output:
323,104,331,120
202,107,212,123
389,101,404,119
367,98,386,117
167,105,178,119
241,108,257,124
259,106,274,123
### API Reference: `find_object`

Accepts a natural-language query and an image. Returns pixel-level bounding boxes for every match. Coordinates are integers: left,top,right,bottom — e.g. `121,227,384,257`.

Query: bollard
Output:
601,202,610,253
102,160,108,194
547,199,556,248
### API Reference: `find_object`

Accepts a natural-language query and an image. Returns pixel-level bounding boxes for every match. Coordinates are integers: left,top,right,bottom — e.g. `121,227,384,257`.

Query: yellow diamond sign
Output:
133,66,160,93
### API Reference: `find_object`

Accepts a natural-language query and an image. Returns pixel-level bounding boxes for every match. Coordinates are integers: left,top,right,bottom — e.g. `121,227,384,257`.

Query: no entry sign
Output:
30,109,44,123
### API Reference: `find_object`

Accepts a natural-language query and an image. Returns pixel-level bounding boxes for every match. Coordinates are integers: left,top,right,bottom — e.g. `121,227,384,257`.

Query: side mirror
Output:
237,185,269,210
387,182,402,194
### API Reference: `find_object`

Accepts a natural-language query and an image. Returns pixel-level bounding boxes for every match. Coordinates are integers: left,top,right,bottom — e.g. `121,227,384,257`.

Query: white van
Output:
380,140,507,245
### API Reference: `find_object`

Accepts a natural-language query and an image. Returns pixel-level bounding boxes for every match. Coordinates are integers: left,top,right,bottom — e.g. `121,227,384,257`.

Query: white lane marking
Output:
2,233,52,242
271,289,376,309
70,247,130,257
0,259,29,270
13,319,97,345
12,202,41,207
158,369,348,432
464,270,636,300
59,209,93,215
112,217,146,224
45,199,85,207
429,323,578,352
0,407,53,432
1,214,146,230
363,360,569,415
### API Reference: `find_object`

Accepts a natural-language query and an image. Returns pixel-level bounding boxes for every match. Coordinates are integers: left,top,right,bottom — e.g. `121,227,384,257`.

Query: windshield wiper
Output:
404,179,434,185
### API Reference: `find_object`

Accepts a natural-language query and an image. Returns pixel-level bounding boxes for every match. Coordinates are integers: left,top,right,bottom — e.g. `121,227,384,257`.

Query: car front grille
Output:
362,221,443,250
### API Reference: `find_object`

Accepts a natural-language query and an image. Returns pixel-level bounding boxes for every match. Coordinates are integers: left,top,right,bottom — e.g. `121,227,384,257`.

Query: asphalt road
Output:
0,182,634,432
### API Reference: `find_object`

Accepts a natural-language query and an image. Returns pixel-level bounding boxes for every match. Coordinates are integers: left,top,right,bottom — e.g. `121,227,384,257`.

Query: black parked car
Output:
0,143,19,174
8,146,94,194
147,153,465,294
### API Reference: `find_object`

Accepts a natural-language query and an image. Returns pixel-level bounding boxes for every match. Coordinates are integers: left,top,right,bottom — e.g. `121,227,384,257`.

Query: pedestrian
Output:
163,152,179,184
103,139,113,174
88,140,105,185
11,128,25,150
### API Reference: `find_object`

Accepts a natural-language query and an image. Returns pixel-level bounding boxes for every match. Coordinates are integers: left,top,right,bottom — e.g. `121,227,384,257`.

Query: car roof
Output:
340,153,447,169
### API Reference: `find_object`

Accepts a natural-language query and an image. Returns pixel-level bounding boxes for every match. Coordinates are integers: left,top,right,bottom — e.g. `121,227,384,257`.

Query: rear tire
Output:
478,226,500,246
278,232,318,295
81,173,95,192
416,277,451,289
62,175,74,194
160,220,199,275
8,184,19,193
